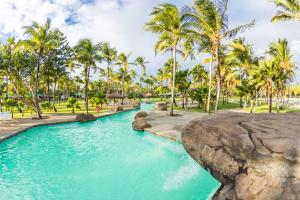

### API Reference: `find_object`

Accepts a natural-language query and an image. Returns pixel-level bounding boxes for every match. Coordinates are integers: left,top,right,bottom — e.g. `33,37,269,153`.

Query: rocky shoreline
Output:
182,112,300,200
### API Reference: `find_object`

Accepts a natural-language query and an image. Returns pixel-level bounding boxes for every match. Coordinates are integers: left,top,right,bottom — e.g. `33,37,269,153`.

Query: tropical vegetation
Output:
0,0,299,119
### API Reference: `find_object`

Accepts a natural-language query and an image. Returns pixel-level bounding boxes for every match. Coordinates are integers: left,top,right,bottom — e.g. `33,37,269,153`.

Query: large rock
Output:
132,102,141,109
134,111,147,119
182,112,300,200
115,106,124,112
76,113,96,123
132,111,151,131
155,102,167,111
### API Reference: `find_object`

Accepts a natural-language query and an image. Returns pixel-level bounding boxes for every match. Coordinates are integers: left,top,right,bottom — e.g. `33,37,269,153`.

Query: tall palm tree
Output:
175,70,191,109
115,53,134,104
191,64,207,87
99,42,117,96
135,56,149,77
271,0,300,23
228,38,258,107
20,18,59,119
135,56,149,96
268,38,295,111
145,3,189,116
156,68,166,101
74,39,101,114
251,60,278,113
183,0,255,113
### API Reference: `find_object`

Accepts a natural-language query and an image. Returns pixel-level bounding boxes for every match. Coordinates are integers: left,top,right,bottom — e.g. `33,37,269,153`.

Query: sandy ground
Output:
144,110,207,142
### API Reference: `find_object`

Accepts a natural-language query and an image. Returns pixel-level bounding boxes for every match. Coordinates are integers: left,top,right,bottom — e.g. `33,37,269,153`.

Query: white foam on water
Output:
162,162,200,191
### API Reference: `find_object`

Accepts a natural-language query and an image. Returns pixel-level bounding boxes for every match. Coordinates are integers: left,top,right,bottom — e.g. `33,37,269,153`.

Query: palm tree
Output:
175,70,191,109
156,68,166,101
145,3,189,116
135,56,149,96
268,38,295,111
191,64,207,87
228,38,258,107
99,42,117,96
271,0,300,23
183,0,255,113
251,60,278,113
67,97,81,114
19,18,59,119
74,39,101,114
115,53,134,104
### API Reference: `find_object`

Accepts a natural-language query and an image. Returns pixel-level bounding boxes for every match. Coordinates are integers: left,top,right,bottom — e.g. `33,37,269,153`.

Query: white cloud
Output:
0,0,299,82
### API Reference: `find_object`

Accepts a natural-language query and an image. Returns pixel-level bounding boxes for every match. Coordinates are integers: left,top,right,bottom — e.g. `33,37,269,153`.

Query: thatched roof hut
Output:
108,93,122,99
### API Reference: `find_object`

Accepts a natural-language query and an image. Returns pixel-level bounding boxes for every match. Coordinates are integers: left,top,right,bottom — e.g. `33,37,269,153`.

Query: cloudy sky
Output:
0,0,299,82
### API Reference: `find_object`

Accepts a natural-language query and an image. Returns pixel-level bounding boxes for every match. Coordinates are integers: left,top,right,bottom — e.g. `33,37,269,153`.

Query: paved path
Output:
0,107,137,142
144,111,207,142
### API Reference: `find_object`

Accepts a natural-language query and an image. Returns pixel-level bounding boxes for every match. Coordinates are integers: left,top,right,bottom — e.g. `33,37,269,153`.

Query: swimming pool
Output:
0,104,220,200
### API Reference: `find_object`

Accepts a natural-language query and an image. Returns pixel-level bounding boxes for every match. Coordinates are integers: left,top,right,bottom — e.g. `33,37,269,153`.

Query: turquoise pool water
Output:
0,104,220,200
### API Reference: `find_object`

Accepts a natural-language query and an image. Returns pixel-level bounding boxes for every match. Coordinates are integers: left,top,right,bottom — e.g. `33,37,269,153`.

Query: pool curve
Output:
0,104,220,200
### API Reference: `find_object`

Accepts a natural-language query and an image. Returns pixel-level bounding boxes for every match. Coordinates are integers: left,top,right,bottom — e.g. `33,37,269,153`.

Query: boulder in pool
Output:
76,113,96,123
132,102,141,109
115,106,124,112
182,112,300,200
132,111,151,131
155,102,167,111
134,111,147,119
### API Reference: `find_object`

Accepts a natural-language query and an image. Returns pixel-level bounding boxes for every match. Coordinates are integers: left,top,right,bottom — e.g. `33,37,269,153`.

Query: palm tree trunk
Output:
215,50,221,112
254,92,258,113
170,45,177,116
250,99,254,113
121,74,125,105
276,94,279,113
67,73,70,100
53,80,57,112
47,76,51,103
269,85,273,114
34,54,42,119
107,64,110,97
85,66,90,114
206,54,213,113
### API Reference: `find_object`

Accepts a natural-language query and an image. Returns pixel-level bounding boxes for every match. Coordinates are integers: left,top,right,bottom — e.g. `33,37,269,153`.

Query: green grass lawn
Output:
4,97,300,119
7,100,111,119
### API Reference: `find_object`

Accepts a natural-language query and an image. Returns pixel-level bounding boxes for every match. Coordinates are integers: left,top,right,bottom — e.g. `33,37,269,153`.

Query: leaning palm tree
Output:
20,18,59,119
145,3,189,116
74,39,101,114
99,42,117,96
183,0,255,113
271,0,300,23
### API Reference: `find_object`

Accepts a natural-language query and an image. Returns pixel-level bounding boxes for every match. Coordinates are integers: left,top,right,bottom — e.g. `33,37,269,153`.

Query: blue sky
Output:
0,0,299,82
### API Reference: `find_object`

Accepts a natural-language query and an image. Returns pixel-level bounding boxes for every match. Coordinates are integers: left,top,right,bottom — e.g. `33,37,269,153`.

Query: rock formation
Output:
115,106,124,112
155,102,167,111
132,111,151,131
182,112,300,200
76,113,96,123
